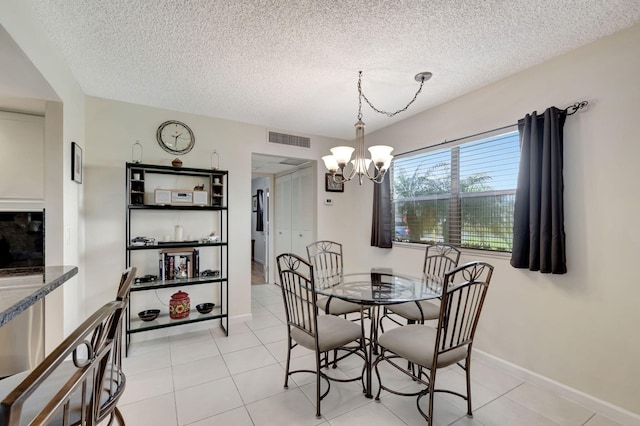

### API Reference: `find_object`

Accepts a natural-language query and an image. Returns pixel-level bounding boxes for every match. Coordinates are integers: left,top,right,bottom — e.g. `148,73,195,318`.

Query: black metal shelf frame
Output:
124,162,229,355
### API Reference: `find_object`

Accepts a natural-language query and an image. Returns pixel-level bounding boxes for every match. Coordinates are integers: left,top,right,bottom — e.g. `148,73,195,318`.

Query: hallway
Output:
251,260,265,285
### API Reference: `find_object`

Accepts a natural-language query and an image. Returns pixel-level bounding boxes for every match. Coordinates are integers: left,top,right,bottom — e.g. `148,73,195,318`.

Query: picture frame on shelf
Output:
71,142,83,183
325,173,344,192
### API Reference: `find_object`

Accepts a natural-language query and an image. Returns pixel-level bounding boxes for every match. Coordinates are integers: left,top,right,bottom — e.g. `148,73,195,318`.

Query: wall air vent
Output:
268,131,310,148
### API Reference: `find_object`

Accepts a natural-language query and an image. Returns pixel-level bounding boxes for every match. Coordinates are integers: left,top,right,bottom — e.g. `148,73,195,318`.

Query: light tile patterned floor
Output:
119,283,622,426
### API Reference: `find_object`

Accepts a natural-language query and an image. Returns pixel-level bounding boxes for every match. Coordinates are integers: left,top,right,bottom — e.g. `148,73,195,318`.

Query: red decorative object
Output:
169,290,190,319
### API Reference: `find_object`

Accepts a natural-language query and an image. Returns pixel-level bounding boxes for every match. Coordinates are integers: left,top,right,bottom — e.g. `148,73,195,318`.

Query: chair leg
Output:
315,350,322,419
427,368,436,426
407,319,416,373
284,336,292,388
465,356,473,416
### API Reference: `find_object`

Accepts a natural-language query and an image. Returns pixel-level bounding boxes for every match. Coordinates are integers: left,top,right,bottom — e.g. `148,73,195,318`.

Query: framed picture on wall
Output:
71,142,83,184
325,173,344,192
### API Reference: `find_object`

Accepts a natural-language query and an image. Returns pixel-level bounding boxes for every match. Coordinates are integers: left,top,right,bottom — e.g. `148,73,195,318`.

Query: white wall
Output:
345,24,640,415
83,97,344,335
0,1,86,349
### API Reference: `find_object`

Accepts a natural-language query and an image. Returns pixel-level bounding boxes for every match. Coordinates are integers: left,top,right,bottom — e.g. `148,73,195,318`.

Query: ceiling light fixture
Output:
322,70,432,185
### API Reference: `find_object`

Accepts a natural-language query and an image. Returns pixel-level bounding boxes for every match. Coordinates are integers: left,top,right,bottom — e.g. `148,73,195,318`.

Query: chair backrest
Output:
97,267,137,423
306,240,343,280
433,261,493,363
423,244,461,278
0,300,125,426
277,253,319,340
116,267,137,302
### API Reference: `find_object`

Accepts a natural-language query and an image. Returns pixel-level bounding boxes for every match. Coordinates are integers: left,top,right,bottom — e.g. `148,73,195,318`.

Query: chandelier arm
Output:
364,165,386,182
332,163,357,183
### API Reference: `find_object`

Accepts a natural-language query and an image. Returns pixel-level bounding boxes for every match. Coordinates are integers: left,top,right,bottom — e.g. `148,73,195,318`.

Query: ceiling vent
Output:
268,131,310,148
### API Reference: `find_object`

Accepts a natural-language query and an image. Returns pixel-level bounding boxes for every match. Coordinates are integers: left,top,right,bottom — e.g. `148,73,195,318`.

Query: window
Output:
392,129,520,252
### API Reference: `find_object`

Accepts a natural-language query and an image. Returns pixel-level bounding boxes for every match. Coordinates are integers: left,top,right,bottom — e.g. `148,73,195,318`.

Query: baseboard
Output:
229,313,252,325
473,349,640,426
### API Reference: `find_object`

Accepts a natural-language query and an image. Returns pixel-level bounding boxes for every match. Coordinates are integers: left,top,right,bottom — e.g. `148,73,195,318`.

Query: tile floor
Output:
119,283,622,426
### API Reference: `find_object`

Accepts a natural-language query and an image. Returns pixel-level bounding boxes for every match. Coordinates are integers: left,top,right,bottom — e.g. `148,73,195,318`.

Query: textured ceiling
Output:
27,0,640,140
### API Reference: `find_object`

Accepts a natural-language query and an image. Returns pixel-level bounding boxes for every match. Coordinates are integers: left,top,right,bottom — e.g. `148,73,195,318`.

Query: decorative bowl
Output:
196,303,215,314
138,309,160,322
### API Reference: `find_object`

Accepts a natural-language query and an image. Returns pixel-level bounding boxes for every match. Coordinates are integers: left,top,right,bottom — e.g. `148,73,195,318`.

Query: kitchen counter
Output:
0,266,78,327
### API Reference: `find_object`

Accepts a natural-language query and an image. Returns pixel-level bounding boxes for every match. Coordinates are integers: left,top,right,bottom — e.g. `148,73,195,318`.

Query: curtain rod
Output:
563,100,589,115
396,100,589,157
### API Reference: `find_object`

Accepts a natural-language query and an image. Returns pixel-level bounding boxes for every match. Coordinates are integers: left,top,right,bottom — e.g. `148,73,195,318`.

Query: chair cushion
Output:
377,324,467,369
290,315,362,353
387,300,440,322
317,296,362,315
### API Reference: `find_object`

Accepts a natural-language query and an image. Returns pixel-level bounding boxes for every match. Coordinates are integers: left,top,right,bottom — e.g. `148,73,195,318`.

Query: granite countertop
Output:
0,265,78,327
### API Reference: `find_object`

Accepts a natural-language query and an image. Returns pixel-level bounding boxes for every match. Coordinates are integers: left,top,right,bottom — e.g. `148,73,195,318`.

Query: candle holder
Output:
132,141,143,163
210,150,219,170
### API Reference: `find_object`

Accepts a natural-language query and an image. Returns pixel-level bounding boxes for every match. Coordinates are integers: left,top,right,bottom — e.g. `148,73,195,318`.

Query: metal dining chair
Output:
381,244,461,329
373,261,494,425
0,268,136,426
277,253,366,419
306,240,363,318
306,241,367,368
99,267,136,424
0,300,126,425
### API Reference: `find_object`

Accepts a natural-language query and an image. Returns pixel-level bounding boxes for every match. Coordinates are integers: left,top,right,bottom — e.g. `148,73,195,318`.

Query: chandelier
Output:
322,70,432,185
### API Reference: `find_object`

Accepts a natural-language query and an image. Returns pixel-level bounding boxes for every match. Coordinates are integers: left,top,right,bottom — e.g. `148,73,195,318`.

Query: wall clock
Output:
156,120,195,154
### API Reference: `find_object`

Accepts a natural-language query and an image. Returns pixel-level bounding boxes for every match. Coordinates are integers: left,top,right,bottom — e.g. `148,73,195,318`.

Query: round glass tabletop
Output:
314,268,443,305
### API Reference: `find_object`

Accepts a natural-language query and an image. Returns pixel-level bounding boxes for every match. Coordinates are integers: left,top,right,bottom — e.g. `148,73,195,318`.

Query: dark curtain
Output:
256,189,264,232
371,175,393,248
511,107,567,274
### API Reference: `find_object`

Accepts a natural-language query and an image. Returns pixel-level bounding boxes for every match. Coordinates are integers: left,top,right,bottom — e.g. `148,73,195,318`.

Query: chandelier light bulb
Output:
368,145,393,167
330,146,355,167
322,155,339,172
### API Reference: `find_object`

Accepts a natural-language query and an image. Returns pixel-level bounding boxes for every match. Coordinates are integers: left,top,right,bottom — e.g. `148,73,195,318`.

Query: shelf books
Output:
159,248,199,280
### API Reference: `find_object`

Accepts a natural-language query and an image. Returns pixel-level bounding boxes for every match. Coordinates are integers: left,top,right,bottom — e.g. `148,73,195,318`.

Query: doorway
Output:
251,154,315,285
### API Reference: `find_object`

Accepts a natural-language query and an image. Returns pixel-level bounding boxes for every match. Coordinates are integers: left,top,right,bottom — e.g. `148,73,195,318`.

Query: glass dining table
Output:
314,268,443,398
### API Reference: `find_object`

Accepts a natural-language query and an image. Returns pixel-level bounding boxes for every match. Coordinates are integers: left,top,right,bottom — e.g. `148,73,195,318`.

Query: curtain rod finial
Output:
566,101,588,115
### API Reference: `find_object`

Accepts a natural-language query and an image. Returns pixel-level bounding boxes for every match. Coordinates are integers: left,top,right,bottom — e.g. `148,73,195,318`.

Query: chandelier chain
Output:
358,71,426,118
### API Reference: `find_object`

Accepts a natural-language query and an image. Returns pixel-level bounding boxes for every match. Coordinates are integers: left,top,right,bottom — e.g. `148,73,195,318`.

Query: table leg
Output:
361,304,380,398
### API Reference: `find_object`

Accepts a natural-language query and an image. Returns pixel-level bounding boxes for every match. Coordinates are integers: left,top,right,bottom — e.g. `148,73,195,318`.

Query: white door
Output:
291,167,314,257
275,167,315,260
275,173,292,258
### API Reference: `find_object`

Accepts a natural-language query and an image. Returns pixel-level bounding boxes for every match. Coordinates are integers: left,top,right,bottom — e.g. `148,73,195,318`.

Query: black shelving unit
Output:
125,162,229,355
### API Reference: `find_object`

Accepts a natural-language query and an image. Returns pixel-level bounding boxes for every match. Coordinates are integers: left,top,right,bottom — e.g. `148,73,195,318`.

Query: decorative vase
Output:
169,290,190,319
